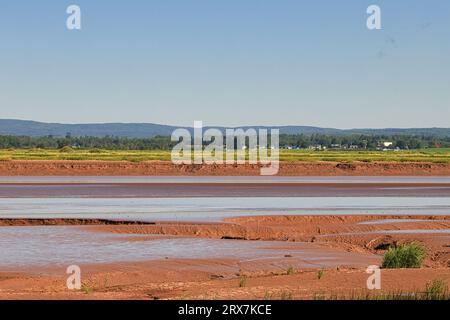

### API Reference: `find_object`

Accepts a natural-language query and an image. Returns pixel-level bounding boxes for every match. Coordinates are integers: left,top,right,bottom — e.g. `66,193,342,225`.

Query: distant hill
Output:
0,119,449,138
0,119,179,138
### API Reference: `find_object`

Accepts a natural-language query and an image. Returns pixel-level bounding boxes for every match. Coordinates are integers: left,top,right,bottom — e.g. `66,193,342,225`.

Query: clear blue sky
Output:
0,0,449,128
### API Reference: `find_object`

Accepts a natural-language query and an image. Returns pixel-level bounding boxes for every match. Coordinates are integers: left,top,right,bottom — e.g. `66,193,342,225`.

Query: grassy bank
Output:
0,148,449,163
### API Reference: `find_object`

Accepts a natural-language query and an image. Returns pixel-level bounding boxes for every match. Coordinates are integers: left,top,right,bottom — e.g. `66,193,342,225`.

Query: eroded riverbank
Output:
0,160,449,176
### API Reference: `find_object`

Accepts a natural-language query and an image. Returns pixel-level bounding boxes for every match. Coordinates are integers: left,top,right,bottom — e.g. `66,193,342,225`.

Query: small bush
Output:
382,243,426,269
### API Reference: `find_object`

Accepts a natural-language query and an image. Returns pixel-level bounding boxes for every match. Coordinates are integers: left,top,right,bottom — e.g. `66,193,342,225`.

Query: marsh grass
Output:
424,279,449,300
0,148,448,162
316,280,450,300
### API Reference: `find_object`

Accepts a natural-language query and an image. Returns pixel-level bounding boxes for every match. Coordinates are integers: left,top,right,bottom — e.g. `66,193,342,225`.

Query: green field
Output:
0,148,449,163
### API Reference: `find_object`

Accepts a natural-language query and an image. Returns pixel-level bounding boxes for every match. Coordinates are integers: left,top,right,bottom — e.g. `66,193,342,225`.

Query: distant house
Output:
377,141,394,150
308,144,325,150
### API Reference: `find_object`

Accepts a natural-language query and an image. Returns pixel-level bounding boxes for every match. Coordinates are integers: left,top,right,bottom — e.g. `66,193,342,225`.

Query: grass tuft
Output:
425,279,449,300
80,283,93,294
263,290,272,300
320,280,450,300
287,266,295,275
317,269,325,280
280,290,293,300
239,275,247,288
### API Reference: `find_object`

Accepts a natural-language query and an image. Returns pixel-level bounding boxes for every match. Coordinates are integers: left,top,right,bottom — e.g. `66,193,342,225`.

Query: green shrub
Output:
382,243,426,269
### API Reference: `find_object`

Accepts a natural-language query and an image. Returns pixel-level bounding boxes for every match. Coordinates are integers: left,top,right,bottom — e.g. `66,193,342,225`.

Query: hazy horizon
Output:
1,1,449,128
1,118,449,130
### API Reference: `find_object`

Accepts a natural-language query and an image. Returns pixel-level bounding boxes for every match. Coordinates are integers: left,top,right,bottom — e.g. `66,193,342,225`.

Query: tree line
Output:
0,134,448,150
278,134,450,149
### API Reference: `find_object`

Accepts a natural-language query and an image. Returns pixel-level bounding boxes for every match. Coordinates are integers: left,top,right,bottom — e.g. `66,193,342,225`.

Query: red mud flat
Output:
1,261,449,300
0,160,449,176
0,215,449,299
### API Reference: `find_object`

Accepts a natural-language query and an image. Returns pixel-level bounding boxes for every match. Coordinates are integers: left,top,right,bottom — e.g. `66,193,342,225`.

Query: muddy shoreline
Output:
0,215,449,299
1,160,449,176
2,215,450,265
0,218,155,227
